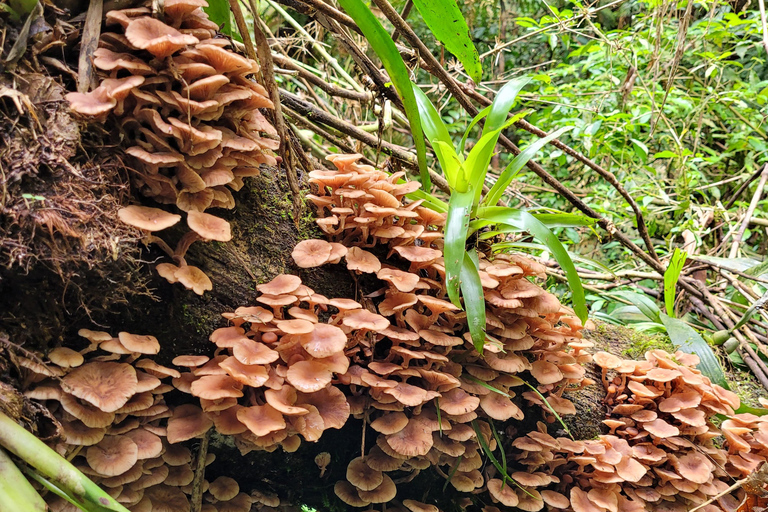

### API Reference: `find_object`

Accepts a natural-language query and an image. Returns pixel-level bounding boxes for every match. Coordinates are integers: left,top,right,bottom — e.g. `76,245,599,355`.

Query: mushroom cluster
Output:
65,0,277,294
484,349,768,512
21,330,258,512
172,273,353,453
172,153,589,508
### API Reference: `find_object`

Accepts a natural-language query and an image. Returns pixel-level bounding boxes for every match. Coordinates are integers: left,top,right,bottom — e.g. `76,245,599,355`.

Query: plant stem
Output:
0,447,46,512
0,411,129,512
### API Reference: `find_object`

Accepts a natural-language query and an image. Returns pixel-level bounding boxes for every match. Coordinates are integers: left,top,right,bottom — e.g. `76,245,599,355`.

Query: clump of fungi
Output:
21,152,768,512
66,0,277,294
20,329,260,512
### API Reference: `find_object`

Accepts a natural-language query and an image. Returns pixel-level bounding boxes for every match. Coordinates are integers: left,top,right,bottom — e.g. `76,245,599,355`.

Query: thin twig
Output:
77,0,103,93
247,0,304,222
758,0,768,56
227,0,257,60
190,429,211,512
728,164,768,259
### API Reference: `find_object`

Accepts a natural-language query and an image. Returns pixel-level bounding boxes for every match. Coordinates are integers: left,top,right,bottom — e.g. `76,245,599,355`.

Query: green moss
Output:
587,322,674,359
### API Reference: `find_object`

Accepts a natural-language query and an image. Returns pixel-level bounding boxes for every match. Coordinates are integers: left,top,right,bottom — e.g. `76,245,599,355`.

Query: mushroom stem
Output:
174,231,202,260
143,234,175,258
190,427,211,512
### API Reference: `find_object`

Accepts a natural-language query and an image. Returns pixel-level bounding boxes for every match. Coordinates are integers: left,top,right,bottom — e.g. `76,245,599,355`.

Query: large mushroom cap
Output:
346,456,383,491
118,332,161,354
187,211,232,241
118,205,181,231
63,362,138,413
292,239,333,268
125,17,199,58
86,435,139,476
167,404,213,443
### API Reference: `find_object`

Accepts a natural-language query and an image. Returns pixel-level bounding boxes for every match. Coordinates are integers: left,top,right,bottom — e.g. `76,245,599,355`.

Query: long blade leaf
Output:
410,0,482,82
412,83,455,151
483,77,532,136
461,250,486,353
483,126,573,207
445,188,474,306
335,0,431,189
476,207,588,323
663,248,687,317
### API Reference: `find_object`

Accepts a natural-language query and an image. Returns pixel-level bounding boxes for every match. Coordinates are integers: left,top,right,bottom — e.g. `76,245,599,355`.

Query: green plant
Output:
0,411,129,512
412,78,588,352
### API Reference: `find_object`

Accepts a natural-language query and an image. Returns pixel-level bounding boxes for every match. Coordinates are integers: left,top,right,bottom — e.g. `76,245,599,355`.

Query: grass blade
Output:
522,382,574,439
335,0,430,189
410,0,482,82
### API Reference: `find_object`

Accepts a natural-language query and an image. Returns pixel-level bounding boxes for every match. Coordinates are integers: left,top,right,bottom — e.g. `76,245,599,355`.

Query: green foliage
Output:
410,0,482,81
204,0,235,38
663,248,687,317
334,0,431,189
413,79,588,352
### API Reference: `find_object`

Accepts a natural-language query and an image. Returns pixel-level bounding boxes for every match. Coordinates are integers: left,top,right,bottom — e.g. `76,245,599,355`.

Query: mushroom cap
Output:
529,360,564,385
487,479,519,507
118,332,160,355
403,500,440,512
286,360,333,392
209,476,239,501
118,206,181,231
377,268,420,292
232,339,279,365
124,428,163,459
334,480,371,507
346,456,383,491
175,265,213,295
144,485,190,512
342,310,390,331
66,86,116,117
166,404,213,443
187,211,232,241
673,451,713,484
48,347,84,368
257,274,302,295
237,404,286,436
219,356,269,387
346,247,382,273
370,412,409,435
593,351,623,369
292,239,333,268
298,324,347,358
63,362,138,413
190,374,243,399
357,474,397,503
386,418,432,457
86,435,139,477
125,17,199,58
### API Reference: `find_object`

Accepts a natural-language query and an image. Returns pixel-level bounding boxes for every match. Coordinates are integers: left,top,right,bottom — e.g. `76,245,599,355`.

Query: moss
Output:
587,322,674,360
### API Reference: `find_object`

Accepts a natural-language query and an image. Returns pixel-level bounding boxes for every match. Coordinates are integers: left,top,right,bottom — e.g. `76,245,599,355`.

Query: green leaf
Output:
659,313,729,389
459,106,490,155
444,188,475,307
653,150,678,159
405,188,448,213
433,141,466,191
412,84,454,151
410,0,482,82
203,0,234,38
530,212,596,227
335,0,430,190
483,126,573,207
474,207,588,323
664,248,687,317
0,448,45,512
461,250,486,353
610,290,661,324
483,76,532,136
